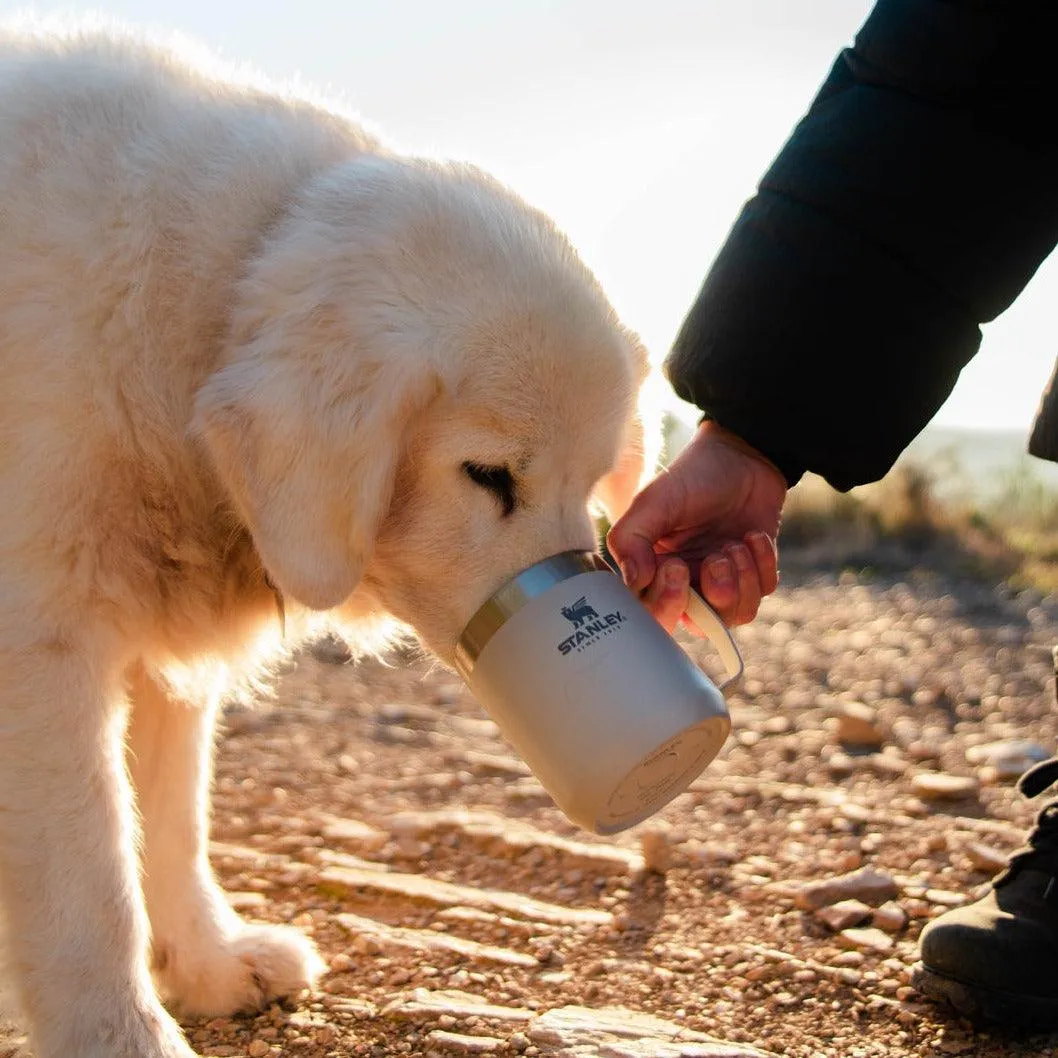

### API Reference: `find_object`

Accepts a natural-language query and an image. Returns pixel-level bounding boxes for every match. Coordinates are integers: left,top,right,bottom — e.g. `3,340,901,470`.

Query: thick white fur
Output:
0,23,653,1058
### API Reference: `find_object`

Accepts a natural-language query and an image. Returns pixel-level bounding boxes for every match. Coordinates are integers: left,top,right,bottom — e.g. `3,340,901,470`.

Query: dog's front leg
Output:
0,644,193,1058
126,665,323,1018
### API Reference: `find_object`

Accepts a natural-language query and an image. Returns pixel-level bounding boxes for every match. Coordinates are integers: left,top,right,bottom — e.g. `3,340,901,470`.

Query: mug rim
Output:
455,550,611,678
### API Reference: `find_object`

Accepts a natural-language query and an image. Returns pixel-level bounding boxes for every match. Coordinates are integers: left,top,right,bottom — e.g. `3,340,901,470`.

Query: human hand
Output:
607,420,787,629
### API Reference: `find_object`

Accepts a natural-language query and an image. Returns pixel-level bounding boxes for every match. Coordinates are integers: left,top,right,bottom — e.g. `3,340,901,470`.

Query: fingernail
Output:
664,564,686,591
708,558,732,585
620,559,637,587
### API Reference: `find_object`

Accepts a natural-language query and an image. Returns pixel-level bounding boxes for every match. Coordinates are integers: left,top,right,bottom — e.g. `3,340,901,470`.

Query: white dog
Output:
0,23,653,1058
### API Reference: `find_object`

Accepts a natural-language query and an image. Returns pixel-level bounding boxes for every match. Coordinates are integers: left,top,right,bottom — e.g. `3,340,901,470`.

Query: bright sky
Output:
14,1,1057,432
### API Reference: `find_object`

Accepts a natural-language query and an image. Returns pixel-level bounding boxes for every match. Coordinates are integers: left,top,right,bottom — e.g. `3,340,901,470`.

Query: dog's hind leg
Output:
126,665,323,1018
0,643,193,1058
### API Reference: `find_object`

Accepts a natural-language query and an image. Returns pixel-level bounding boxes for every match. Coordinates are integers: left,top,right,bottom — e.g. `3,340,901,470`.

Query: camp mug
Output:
454,551,742,834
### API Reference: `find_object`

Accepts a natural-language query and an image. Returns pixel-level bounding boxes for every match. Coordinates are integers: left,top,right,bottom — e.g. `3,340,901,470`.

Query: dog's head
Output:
194,156,653,661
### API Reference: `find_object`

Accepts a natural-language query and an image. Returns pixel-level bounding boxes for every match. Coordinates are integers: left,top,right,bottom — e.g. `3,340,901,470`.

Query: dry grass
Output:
781,461,1058,594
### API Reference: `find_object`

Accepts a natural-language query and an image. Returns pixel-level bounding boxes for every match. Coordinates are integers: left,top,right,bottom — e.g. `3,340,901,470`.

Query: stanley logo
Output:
557,595,627,655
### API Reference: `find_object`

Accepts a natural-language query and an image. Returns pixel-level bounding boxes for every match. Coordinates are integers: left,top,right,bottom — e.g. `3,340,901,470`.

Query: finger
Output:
606,472,684,593
725,542,762,626
641,558,690,634
747,531,779,595
699,552,738,623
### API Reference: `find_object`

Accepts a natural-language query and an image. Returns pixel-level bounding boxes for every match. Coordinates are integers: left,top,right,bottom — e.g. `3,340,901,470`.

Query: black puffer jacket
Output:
666,0,1058,492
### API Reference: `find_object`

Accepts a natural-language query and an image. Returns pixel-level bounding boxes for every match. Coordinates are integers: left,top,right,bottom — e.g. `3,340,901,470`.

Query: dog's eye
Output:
462,462,516,516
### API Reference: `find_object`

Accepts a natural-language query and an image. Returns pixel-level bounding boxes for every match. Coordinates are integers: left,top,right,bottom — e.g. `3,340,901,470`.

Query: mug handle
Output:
683,589,744,690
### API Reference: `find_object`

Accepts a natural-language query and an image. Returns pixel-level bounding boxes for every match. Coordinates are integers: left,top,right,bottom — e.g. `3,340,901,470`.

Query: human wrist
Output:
696,419,789,493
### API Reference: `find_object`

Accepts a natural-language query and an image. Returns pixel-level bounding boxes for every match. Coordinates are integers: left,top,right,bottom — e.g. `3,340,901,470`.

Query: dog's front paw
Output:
155,922,324,1018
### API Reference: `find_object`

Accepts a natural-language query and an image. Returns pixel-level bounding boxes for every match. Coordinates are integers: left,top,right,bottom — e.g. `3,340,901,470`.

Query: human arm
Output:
611,0,1058,626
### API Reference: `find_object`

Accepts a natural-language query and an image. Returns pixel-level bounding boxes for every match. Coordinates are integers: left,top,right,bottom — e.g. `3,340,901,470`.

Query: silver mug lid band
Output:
455,550,610,679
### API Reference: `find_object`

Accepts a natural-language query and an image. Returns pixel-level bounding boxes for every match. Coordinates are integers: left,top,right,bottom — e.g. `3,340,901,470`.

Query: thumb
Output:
606,471,681,593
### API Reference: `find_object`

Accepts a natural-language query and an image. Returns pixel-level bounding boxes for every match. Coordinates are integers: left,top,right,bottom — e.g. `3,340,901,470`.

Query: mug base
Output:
593,715,731,835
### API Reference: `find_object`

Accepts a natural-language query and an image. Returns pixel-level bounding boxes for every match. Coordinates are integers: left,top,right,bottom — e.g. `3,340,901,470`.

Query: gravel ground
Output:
6,563,1058,1057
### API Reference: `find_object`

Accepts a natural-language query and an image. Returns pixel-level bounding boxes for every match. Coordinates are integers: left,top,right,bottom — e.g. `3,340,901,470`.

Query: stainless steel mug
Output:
455,551,742,834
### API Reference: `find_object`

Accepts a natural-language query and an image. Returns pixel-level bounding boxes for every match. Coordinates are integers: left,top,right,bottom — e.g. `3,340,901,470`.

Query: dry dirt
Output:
7,564,1058,1057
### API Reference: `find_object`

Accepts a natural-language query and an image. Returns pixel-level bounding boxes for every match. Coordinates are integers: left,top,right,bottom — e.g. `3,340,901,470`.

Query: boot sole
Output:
912,962,1058,1029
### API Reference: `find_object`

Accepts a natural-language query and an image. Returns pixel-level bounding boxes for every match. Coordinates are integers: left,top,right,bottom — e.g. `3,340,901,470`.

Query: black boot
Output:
912,757,1058,1026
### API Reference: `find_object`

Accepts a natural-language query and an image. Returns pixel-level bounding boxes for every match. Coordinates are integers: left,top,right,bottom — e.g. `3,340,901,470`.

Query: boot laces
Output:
995,758,1058,886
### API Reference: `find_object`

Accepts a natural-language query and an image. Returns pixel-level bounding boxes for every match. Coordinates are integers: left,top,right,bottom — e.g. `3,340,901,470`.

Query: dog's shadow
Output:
620,869,669,949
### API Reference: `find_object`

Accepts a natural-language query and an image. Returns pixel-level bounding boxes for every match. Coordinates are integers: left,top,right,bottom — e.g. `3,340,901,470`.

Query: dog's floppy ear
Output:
594,410,651,520
594,340,661,520
194,340,437,612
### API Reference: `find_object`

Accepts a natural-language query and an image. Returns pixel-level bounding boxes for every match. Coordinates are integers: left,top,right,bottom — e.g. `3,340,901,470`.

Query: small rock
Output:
793,867,899,911
426,1029,505,1054
925,888,968,908
904,899,932,919
966,739,1050,782
836,703,885,748
837,927,895,954
639,823,674,874
248,1042,271,1058
830,950,865,967
871,902,909,933
539,971,572,985
337,753,360,775
320,816,389,851
839,801,871,825
226,891,268,910
525,1004,772,1055
868,752,909,777
911,772,980,801
815,899,872,932
827,751,855,777
906,740,942,762
383,989,534,1024
964,841,1008,875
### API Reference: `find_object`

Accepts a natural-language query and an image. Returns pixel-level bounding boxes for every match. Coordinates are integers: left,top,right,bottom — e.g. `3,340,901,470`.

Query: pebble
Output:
226,891,268,910
871,902,909,933
903,899,933,919
526,1005,741,1053
964,841,1008,874
815,900,872,932
966,739,1051,782
793,867,899,911
426,1029,505,1053
827,751,855,777
868,752,909,777
248,1041,271,1058
320,816,389,851
836,703,886,748
906,741,943,762
830,950,865,967
911,772,980,801
639,823,674,874
837,927,895,954
925,888,968,908
839,801,871,825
